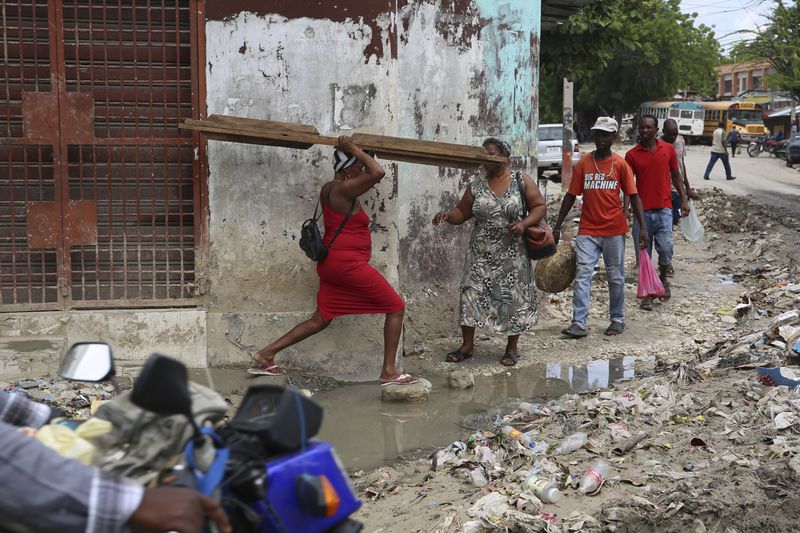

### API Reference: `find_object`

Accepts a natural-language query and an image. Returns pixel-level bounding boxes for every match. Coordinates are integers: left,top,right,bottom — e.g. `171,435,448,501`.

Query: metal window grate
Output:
0,0,202,309
62,1,197,304
0,1,58,306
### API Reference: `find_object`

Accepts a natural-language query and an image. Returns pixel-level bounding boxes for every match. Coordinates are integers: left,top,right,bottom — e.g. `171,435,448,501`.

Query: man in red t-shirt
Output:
552,117,648,338
625,114,689,310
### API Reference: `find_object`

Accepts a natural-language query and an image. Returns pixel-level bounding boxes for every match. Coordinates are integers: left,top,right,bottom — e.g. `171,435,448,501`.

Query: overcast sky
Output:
680,0,772,52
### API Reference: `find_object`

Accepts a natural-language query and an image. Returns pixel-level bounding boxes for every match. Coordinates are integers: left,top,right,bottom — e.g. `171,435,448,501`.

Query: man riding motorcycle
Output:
0,391,232,533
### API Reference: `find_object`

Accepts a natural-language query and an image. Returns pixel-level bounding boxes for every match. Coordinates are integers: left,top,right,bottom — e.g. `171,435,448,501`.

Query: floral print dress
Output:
460,172,537,335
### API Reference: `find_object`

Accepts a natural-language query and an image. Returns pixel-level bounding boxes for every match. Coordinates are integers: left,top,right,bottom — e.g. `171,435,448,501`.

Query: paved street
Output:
684,143,800,216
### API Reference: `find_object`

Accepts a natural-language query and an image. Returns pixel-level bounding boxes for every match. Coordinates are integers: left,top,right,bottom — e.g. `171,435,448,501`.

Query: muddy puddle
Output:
192,356,650,471
316,355,648,471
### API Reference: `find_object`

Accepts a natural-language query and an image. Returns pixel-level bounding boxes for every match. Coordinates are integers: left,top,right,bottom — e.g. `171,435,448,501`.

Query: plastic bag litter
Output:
636,248,665,299
35,417,113,465
679,199,704,242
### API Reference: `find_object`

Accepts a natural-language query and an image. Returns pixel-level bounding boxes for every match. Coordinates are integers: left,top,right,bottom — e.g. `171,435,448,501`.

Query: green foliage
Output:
539,0,721,118
734,1,800,99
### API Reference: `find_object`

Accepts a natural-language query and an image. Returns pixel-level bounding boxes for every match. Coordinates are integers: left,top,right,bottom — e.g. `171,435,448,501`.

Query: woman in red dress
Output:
249,136,418,386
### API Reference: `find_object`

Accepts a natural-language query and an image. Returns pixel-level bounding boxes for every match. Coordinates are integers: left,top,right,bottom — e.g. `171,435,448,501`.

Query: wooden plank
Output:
206,114,319,135
200,128,483,167
352,132,489,159
179,116,508,168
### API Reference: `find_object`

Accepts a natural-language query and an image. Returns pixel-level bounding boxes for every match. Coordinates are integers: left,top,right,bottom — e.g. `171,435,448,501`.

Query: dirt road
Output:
686,144,800,217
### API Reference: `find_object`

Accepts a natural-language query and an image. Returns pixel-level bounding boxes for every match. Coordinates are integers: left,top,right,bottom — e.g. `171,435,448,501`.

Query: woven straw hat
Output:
535,241,577,293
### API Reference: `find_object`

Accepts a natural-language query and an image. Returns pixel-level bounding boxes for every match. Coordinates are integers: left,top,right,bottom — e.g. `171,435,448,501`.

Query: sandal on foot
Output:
247,364,285,376
446,349,473,363
561,324,588,338
639,299,654,311
500,352,519,366
604,322,625,336
660,282,671,300
380,373,419,386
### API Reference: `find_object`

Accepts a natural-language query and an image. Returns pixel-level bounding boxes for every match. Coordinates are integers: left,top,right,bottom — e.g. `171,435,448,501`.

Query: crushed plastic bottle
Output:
469,468,488,487
501,425,534,448
524,476,562,503
434,441,467,468
553,432,588,455
576,460,609,495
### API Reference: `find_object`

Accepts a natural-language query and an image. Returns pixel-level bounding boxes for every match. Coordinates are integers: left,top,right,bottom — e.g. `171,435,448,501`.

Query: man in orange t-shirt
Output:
553,117,648,338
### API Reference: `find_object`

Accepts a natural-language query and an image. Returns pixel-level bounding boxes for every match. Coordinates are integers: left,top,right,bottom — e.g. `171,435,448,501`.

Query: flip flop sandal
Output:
379,373,419,386
604,322,625,336
561,324,588,338
445,349,473,363
247,364,285,376
500,352,519,366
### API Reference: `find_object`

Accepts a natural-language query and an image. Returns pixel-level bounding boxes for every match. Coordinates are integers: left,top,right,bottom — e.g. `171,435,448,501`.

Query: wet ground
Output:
192,355,650,471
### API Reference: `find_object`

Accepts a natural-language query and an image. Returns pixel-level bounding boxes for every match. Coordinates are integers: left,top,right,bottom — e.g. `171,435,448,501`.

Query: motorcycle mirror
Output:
60,342,114,382
131,353,194,420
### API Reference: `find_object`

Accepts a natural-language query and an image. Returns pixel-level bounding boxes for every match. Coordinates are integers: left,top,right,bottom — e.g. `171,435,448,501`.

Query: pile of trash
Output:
414,333,800,531
1,377,116,419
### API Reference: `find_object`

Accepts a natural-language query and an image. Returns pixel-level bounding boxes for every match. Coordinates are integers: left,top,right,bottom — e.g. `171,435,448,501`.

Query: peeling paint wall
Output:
203,0,541,376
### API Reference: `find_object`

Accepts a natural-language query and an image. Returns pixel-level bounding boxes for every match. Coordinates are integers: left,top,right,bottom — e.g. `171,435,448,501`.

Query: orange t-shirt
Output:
568,152,637,237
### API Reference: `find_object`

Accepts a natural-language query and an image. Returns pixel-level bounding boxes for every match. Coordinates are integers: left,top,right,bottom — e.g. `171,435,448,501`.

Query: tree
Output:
539,0,721,122
734,1,800,100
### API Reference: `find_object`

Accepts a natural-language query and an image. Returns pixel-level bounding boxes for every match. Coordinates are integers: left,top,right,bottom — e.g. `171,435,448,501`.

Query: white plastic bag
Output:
679,199,704,242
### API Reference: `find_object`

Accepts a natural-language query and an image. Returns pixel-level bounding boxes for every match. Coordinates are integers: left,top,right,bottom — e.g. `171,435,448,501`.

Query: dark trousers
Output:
730,141,738,157
704,151,732,179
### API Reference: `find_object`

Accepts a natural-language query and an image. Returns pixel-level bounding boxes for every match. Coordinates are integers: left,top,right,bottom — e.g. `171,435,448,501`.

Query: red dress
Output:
316,201,405,321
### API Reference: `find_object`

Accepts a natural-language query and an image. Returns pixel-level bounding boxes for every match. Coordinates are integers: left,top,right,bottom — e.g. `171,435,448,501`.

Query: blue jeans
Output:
572,234,626,329
633,208,673,267
670,191,681,226
704,151,732,179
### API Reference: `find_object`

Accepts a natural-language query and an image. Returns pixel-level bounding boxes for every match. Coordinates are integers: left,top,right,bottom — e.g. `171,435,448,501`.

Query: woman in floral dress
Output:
433,138,546,366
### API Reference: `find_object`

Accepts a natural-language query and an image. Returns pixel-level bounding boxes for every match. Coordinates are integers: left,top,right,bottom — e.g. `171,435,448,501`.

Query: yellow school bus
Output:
700,101,769,141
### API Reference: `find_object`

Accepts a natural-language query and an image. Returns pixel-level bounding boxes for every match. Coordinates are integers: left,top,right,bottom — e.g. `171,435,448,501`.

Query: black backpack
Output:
299,187,354,261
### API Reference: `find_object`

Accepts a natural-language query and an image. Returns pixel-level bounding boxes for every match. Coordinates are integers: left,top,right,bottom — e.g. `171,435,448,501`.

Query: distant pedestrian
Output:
552,117,648,339
703,122,735,181
625,115,689,311
660,119,694,227
660,118,694,277
727,127,741,157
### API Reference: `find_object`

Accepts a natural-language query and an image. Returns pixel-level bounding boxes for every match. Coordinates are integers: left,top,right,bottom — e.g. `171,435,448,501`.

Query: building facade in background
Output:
715,60,774,98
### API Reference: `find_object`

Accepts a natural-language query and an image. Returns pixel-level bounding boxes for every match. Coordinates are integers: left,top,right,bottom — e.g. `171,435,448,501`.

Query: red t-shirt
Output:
568,152,637,237
624,140,678,210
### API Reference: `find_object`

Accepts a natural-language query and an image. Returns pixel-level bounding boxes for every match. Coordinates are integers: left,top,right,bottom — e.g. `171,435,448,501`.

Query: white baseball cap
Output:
590,116,619,133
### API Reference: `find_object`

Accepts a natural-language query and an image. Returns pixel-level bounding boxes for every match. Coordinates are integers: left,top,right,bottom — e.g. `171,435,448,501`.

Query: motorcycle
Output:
59,342,363,533
773,139,789,161
747,135,782,158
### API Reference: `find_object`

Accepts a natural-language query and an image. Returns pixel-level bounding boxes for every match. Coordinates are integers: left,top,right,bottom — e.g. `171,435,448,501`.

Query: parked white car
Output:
537,123,580,181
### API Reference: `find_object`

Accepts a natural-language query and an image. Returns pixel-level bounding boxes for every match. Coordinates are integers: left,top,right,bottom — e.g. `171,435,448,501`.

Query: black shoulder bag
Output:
515,172,557,260
299,187,355,261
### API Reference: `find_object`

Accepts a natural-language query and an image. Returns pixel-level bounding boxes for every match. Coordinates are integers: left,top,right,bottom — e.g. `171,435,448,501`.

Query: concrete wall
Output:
202,0,541,379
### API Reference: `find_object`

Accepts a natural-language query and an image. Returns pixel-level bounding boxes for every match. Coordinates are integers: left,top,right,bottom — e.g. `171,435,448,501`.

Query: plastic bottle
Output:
501,425,534,448
576,460,609,495
524,476,562,503
434,441,467,468
469,468,488,487
553,432,588,455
